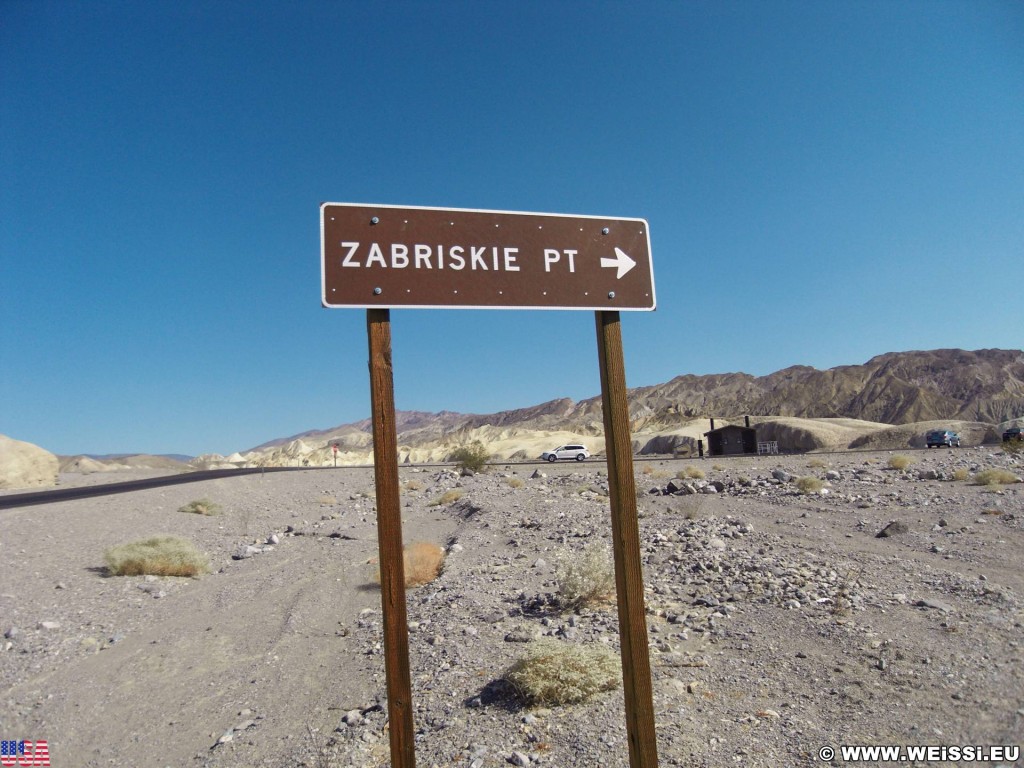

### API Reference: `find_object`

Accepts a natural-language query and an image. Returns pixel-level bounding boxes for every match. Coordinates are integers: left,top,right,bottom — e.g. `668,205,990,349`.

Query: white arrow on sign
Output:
601,247,636,279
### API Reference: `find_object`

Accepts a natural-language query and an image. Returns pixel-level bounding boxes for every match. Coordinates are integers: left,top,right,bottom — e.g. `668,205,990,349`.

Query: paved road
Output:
0,467,306,510
0,445,958,510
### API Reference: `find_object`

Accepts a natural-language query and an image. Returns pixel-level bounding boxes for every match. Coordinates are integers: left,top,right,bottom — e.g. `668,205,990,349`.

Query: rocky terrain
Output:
2,445,1022,767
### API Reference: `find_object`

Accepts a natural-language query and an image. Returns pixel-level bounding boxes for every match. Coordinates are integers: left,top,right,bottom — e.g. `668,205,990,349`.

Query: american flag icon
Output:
0,740,50,767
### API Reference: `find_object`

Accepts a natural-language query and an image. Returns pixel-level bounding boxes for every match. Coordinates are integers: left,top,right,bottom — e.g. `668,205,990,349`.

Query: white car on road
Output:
541,444,590,462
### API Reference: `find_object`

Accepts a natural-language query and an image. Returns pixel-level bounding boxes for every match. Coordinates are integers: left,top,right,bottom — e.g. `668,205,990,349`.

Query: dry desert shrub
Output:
1002,439,1024,456
506,477,524,489
556,545,616,609
429,488,465,506
795,476,825,495
304,722,335,768
373,542,446,587
807,458,828,469
888,455,914,471
178,498,221,516
973,469,1019,487
504,639,621,706
449,441,491,473
403,542,446,587
952,468,971,482
104,536,209,577
831,567,862,617
678,466,705,480
318,495,338,506
712,463,726,471
405,479,424,491
677,495,706,520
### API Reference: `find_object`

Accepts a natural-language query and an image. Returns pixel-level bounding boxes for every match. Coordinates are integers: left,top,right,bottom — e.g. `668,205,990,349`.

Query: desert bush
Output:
373,542,445,587
641,465,654,475
504,639,621,706
429,488,465,506
795,476,824,495
712,463,725,472
1002,440,1024,456
952,468,971,482
973,469,1019,486
556,545,616,609
104,536,209,577
807,458,827,469
677,466,705,480
449,441,491,473
317,495,338,506
178,498,221,516
404,479,423,491
403,542,446,586
678,496,706,520
506,477,524,489
888,455,914,471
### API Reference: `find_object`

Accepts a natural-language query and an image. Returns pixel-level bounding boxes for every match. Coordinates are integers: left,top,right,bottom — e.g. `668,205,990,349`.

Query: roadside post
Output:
321,203,658,768
366,308,416,765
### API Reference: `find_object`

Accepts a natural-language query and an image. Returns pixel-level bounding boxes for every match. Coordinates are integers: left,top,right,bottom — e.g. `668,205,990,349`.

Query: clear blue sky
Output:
2,1,1022,457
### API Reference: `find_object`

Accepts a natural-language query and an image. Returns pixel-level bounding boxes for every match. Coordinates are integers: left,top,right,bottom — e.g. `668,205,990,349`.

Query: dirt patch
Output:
1,450,1022,767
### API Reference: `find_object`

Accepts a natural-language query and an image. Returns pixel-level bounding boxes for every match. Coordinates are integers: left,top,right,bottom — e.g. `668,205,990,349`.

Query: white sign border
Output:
320,202,656,312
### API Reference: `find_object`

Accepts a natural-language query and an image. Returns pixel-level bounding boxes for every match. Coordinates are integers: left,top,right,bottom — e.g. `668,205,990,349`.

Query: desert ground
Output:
1,447,1022,768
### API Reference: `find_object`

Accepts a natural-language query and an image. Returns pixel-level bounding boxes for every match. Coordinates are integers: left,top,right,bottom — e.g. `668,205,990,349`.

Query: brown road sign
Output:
321,203,655,311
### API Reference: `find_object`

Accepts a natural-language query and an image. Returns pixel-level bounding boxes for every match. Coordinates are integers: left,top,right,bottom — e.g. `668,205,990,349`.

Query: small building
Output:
703,417,757,457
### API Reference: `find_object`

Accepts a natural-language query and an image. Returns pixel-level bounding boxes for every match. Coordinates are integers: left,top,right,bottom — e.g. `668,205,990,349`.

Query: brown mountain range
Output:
227,348,1023,467
622,347,1024,427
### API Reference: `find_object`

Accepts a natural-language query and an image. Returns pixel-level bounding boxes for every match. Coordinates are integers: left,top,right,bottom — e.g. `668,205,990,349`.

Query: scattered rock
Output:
876,521,909,538
917,598,954,613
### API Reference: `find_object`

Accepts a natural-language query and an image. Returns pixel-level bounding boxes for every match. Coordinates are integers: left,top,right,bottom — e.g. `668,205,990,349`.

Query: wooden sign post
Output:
323,204,659,768
595,310,658,767
366,308,417,766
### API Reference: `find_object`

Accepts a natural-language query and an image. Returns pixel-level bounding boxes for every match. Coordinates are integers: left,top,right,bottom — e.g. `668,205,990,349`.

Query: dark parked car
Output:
926,430,961,448
1004,426,1024,442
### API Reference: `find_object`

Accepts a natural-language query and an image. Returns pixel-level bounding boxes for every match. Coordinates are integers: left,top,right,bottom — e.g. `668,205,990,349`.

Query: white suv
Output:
541,444,590,462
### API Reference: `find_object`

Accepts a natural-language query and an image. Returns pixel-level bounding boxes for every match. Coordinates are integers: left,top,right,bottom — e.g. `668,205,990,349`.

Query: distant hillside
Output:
224,348,1023,467
619,347,1024,428
81,452,193,463
59,454,191,473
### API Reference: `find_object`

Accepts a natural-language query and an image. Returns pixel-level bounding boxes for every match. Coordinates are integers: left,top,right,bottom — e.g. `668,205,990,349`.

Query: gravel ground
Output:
1,447,1022,767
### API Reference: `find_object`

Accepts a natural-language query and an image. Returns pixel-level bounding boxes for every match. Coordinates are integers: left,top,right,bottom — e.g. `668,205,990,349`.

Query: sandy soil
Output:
1,448,1022,767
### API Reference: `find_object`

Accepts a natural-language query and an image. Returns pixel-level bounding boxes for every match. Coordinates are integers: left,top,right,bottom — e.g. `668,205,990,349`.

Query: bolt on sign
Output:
321,203,655,311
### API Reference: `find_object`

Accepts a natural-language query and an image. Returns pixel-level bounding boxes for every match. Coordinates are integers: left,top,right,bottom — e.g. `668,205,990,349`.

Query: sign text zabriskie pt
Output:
321,203,655,311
